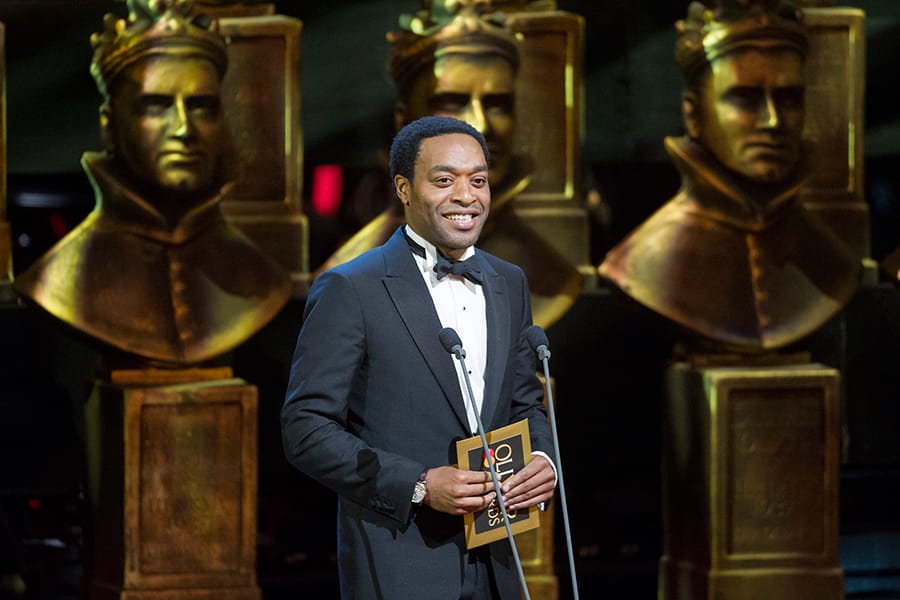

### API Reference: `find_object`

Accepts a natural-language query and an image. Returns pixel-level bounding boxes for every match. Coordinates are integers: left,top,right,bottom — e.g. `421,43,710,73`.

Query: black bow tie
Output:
405,232,483,285
433,254,483,285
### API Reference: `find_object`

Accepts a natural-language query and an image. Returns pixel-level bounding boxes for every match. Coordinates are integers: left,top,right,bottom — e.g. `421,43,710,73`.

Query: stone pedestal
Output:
504,9,593,285
519,374,560,600
84,369,260,599
800,8,868,261
659,361,843,600
216,14,309,295
520,504,557,600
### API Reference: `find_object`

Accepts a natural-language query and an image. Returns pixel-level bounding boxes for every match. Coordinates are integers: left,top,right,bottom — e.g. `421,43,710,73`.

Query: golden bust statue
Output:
318,0,582,329
599,0,860,352
13,0,291,367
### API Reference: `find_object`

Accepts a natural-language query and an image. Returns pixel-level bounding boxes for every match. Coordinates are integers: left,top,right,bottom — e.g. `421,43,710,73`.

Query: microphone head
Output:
525,325,549,352
439,327,465,358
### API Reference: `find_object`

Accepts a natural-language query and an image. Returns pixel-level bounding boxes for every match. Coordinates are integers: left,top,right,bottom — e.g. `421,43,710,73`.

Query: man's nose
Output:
453,179,477,203
757,91,781,129
171,96,194,137
460,98,488,135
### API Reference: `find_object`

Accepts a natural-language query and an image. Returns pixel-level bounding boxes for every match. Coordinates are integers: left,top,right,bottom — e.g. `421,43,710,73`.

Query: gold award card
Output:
455,419,540,549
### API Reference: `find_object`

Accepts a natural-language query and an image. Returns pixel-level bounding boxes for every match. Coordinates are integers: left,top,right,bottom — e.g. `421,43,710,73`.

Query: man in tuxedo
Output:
281,115,556,599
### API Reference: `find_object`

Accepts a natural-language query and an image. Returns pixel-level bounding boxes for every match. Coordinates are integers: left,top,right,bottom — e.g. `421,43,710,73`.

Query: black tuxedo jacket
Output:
282,227,553,599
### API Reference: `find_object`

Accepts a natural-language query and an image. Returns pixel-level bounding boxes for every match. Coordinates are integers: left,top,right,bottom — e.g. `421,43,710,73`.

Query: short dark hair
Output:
389,116,490,184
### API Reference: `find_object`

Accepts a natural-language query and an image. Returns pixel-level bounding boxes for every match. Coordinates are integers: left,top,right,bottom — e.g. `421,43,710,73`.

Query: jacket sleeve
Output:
280,269,424,524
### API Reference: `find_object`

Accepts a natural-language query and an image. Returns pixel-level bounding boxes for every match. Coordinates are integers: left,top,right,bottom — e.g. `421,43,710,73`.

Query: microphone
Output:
525,325,550,362
438,327,465,360
439,327,532,600
526,325,580,600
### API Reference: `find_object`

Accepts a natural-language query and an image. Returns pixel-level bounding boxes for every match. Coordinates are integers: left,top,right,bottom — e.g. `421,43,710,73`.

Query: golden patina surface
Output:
660,361,843,600
599,0,861,353
321,0,585,329
85,372,260,599
12,0,291,367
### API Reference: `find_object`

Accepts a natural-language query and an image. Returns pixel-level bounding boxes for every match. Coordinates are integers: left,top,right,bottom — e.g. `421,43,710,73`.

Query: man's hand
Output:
500,455,555,511
423,465,496,515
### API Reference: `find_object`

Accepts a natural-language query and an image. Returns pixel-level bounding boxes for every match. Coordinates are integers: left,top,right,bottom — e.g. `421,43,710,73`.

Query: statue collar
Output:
81,152,233,245
665,136,809,233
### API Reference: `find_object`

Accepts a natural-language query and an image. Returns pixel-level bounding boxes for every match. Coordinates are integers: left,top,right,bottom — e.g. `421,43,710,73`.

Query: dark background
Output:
1,1,900,598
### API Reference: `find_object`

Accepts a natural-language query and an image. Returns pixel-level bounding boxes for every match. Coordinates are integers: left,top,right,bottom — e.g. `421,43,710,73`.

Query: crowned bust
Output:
599,0,860,353
14,0,291,367
317,0,583,329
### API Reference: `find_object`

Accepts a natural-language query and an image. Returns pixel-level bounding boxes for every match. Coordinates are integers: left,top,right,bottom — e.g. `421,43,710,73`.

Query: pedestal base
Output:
659,557,843,600
659,361,843,600
92,584,261,600
84,372,260,599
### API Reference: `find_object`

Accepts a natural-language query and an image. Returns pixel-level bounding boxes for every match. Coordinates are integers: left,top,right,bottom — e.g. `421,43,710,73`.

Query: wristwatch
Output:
411,469,429,505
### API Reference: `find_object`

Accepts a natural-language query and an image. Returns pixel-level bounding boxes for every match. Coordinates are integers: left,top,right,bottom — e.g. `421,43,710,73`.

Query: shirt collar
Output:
405,225,476,286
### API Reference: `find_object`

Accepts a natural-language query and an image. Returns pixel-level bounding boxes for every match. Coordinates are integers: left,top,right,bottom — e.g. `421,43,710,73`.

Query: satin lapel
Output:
381,229,470,431
479,254,509,430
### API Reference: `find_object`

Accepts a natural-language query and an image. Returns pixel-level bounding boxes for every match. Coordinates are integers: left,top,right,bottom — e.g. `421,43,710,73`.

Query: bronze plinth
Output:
799,8,868,261
504,10,591,283
84,369,260,599
216,14,309,295
518,374,560,600
660,361,843,600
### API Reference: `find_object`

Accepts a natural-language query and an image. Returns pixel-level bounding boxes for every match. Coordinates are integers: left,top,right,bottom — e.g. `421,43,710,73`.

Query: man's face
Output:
691,48,805,184
104,54,226,195
402,53,515,184
395,133,490,260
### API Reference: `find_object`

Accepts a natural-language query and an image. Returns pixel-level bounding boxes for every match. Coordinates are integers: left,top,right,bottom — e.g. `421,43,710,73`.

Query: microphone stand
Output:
450,343,532,600
535,343,580,599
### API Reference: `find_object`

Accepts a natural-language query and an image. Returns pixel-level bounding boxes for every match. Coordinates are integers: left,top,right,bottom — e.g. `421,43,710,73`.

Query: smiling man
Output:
599,0,860,352
14,0,291,366
317,0,583,330
282,116,557,600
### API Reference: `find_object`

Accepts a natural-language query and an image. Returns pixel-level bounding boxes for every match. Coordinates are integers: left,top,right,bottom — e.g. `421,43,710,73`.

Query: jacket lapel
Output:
477,252,509,430
381,229,470,431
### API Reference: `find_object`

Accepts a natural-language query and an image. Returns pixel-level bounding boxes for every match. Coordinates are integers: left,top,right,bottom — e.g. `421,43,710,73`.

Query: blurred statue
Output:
599,0,860,352
14,0,291,366
319,0,582,329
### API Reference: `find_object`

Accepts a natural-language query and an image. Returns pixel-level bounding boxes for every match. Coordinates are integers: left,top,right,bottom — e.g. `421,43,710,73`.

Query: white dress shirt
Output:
405,226,557,490
406,226,486,434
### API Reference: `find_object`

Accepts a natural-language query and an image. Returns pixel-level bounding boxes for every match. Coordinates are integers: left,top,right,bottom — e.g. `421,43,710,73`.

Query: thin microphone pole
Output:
527,325,580,600
439,328,531,600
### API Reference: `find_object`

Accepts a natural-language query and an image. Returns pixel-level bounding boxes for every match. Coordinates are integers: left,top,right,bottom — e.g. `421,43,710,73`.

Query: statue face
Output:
104,54,226,195
402,53,515,185
690,48,805,184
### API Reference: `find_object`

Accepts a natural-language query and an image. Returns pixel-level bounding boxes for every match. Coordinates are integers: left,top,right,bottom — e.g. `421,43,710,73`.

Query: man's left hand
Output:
499,455,555,511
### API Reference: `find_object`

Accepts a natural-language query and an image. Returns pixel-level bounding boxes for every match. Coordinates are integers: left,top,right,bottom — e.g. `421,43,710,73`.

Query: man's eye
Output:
482,94,514,114
187,97,222,120
774,87,804,110
136,95,172,116
429,93,470,114
723,87,763,110
472,177,488,187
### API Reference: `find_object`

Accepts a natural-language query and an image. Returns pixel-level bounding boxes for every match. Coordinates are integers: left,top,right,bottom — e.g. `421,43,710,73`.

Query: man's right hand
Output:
422,466,496,515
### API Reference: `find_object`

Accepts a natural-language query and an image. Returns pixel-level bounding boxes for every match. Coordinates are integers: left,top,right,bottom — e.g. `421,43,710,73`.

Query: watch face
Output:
412,481,427,504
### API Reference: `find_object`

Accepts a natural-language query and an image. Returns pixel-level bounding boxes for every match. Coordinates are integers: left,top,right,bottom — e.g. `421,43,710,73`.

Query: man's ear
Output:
682,90,702,140
99,103,114,154
394,175,410,207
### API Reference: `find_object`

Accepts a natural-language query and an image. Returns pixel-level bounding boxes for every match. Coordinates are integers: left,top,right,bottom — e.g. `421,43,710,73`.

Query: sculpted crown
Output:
675,0,808,80
388,0,521,92
90,0,228,98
